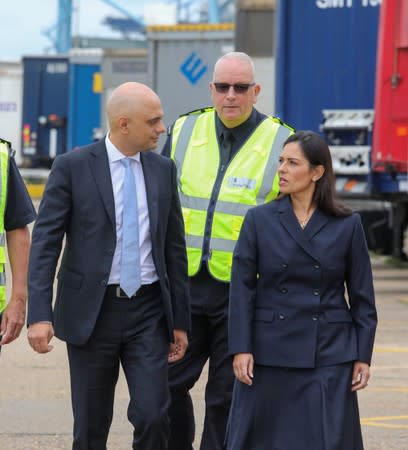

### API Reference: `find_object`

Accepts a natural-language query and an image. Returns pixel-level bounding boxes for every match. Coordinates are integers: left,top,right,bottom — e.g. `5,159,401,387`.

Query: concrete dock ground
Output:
0,204,407,448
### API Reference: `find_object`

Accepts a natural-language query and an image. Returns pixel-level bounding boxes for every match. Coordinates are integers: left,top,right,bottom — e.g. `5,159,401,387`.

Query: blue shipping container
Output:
21,56,69,167
68,53,102,150
275,0,381,132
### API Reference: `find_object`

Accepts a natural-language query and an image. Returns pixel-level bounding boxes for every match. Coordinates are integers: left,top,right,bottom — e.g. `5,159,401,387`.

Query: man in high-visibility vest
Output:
161,52,294,450
0,138,36,350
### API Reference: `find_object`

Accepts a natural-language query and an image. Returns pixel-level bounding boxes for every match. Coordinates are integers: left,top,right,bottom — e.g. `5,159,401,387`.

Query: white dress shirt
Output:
105,134,158,285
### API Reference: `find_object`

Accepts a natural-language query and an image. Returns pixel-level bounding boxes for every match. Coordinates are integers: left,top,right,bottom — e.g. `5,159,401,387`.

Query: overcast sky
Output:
0,0,160,60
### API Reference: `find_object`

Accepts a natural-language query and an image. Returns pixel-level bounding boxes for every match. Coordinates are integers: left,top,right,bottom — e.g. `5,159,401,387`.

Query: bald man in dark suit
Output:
27,82,190,450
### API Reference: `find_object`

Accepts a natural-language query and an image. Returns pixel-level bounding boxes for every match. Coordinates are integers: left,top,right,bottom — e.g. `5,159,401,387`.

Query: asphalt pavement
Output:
0,243,407,448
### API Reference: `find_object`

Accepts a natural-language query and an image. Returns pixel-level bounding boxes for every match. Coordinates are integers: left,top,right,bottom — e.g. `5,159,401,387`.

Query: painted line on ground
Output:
361,415,408,429
374,347,408,353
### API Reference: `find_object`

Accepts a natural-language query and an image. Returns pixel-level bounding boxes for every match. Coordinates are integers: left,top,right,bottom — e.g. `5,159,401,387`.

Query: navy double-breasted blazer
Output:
228,196,377,368
28,140,190,345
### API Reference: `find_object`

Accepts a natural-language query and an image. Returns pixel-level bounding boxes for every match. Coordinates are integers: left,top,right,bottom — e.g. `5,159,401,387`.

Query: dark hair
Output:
282,130,352,217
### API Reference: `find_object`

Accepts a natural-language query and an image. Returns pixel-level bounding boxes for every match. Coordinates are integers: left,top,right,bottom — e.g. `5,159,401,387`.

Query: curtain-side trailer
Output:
275,0,407,259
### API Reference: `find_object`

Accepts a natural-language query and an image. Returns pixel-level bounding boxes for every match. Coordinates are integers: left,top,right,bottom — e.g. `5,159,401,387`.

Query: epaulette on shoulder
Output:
270,116,296,133
179,106,214,118
0,138,11,148
0,138,14,156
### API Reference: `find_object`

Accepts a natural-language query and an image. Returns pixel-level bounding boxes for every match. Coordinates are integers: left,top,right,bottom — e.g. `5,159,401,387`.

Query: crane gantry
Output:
44,0,233,53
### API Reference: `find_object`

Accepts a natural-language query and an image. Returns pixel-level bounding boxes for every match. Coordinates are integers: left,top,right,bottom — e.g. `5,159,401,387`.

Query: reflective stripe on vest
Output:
0,141,9,313
171,109,293,281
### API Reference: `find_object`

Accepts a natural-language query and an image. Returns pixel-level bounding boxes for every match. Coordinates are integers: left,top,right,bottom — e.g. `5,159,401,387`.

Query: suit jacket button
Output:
313,289,319,296
279,314,285,320
314,264,320,269
101,280,107,286
281,288,288,294
312,315,318,321
282,263,288,268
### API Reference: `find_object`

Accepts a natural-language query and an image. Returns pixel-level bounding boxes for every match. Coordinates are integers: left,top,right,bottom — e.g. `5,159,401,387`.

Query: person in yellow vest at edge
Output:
161,52,295,450
0,138,36,352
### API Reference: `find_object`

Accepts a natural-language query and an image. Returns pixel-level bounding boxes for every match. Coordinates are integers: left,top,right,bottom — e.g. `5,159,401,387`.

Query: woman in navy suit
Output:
226,131,377,450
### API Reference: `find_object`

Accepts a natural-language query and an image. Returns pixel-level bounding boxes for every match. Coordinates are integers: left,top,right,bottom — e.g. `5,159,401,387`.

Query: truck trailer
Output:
276,0,407,259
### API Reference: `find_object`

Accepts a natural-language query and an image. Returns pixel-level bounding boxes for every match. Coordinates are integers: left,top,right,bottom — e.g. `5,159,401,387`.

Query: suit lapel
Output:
278,196,327,261
89,143,116,229
141,152,159,236
305,208,328,240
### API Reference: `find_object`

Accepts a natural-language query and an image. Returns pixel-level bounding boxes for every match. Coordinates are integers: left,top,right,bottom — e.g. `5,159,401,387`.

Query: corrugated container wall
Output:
275,0,380,131
68,49,102,150
147,24,234,136
21,56,69,168
236,0,276,56
100,49,148,133
236,0,276,115
0,61,23,165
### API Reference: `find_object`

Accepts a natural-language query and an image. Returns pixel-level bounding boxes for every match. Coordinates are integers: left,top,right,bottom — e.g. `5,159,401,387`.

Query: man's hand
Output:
27,322,55,353
0,296,26,345
233,352,254,386
168,329,188,363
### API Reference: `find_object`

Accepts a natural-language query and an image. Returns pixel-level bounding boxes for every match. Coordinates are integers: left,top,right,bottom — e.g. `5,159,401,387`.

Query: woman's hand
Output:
233,353,254,386
351,360,370,391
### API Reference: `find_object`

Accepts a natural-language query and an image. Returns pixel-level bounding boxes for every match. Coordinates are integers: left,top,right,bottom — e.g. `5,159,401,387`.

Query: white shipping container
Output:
0,61,23,165
147,24,234,151
252,56,276,116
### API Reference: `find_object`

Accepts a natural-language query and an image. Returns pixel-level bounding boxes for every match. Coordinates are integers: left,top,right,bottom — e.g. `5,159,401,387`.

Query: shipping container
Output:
0,61,23,165
147,24,234,134
21,56,69,168
275,0,380,131
236,0,277,116
100,48,148,133
68,49,102,150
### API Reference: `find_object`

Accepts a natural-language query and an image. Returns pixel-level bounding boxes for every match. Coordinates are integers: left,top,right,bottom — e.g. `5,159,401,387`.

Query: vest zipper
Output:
203,158,232,262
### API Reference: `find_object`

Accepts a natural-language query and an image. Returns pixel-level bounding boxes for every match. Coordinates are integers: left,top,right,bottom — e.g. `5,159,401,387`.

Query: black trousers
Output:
168,268,234,450
67,282,170,450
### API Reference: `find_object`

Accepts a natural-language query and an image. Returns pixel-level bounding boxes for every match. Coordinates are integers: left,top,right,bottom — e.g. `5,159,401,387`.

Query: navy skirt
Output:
225,362,364,450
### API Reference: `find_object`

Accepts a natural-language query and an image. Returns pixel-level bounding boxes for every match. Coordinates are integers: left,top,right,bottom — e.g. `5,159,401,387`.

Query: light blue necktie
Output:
120,158,141,297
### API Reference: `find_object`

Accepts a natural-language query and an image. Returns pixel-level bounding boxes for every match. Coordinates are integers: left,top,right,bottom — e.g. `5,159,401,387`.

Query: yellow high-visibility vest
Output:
0,140,10,312
170,108,294,282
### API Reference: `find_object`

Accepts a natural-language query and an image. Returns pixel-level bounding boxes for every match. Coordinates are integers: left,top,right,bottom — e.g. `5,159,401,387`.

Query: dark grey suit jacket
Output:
228,195,377,368
28,140,190,345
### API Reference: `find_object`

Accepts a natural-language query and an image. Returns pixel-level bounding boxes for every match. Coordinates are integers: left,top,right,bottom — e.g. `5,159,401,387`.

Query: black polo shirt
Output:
214,108,267,161
5,157,36,230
